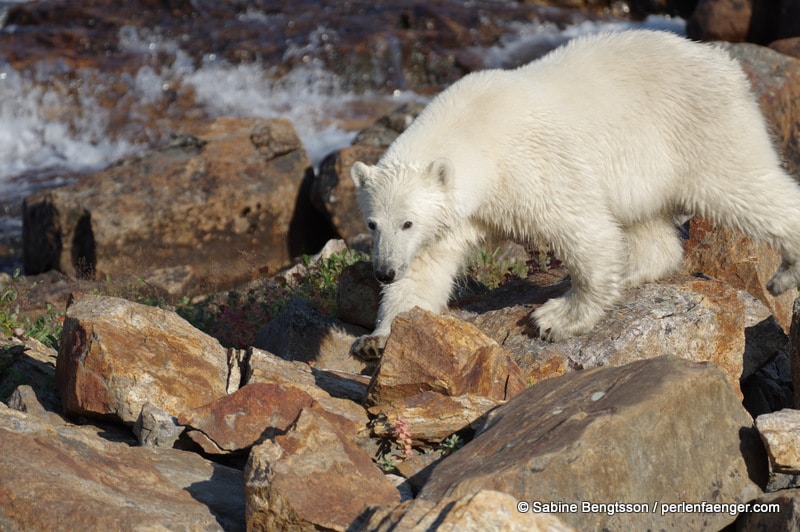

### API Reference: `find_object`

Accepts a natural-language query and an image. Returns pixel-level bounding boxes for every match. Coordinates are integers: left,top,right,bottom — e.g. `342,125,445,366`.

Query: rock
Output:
178,382,316,455
419,357,766,531
312,145,384,242
736,489,800,531
244,347,376,456
23,117,320,292
742,350,795,417
770,36,800,59
354,489,576,531
683,216,794,332
722,42,800,179
352,102,426,147
456,275,750,396
369,391,506,443
6,384,64,426
755,409,800,473
0,402,245,530
364,308,527,442
254,296,368,374
367,307,527,406
56,293,230,423
245,407,400,531
245,346,368,410
686,0,752,42
337,260,381,329
133,402,184,448
0,337,59,410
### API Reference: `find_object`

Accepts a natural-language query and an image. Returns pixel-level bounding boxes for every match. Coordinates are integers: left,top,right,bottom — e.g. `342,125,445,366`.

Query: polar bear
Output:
350,29,800,359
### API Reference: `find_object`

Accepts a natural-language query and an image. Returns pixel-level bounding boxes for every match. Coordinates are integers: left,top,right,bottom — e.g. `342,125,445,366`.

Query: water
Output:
0,7,684,271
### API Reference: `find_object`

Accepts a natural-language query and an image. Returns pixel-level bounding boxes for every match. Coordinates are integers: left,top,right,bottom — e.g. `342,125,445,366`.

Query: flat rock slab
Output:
419,356,766,531
0,403,244,530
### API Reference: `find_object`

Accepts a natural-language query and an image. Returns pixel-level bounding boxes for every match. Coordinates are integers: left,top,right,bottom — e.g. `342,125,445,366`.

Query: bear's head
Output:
350,159,456,284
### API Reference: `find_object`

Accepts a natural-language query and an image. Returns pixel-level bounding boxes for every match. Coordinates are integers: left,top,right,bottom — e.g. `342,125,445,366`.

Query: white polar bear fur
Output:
350,29,800,346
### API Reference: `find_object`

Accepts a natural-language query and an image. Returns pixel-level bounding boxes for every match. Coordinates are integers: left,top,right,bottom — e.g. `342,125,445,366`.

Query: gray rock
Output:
134,402,184,448
419,357,766,531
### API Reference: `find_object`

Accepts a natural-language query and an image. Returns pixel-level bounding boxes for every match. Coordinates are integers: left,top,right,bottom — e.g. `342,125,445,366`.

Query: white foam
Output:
0,15,686,203
480,15,686,69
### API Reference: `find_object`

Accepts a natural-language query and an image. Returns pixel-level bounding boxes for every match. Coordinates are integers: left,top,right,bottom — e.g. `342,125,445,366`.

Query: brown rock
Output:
683,216,794,332
722,42,800,178
23,117,319,293
179,382,316,454
686,0,752,42
312,145,384,243
352,102,426,147
770,36,800,59
369,391,505,443
736,489,800,531
367,307,527,406
0,403,245,530
419,357,766,531
755,408,800,473
56,293,230,423
244,347,375,455
245,407,400,531
355,489,576,531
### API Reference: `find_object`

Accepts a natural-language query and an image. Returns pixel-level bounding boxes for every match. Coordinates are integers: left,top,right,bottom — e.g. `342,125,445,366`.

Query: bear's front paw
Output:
532,296,604,342
351,334,388,361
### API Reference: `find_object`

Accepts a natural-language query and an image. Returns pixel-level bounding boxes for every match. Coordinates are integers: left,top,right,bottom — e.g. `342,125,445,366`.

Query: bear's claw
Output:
351,334,388,361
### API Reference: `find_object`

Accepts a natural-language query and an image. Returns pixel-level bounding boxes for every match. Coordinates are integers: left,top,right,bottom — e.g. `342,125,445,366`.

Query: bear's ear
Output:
426,158,455,189
350,162,374,189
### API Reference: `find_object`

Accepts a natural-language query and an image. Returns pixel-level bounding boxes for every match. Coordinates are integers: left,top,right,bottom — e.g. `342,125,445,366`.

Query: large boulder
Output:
23,117,325,292
56,293,231,423
419,357,766,531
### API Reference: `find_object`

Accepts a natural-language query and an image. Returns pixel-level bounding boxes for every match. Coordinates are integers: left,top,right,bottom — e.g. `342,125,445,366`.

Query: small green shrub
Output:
0,270,63,349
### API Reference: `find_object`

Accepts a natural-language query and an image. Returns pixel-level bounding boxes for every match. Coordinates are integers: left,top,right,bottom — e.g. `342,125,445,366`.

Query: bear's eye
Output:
367,221,377,231
402,221,413,230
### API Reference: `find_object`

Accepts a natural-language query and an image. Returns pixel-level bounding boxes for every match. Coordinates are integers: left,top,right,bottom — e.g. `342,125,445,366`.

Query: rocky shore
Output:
3,0,800,530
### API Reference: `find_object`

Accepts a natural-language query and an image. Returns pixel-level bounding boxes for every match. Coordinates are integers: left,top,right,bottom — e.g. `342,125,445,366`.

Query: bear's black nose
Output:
374,269,396,284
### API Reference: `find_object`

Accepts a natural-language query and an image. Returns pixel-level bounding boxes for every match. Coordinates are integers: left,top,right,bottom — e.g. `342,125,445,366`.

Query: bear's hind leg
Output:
623,217,684,287
532,217,627,341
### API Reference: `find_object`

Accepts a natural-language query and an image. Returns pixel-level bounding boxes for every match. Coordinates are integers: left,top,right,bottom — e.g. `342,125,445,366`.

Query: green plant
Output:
174,248,367,348
0,270,63,349
438,433,463,457
466,243,563,289
465,245,529,289
286,248,369,315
